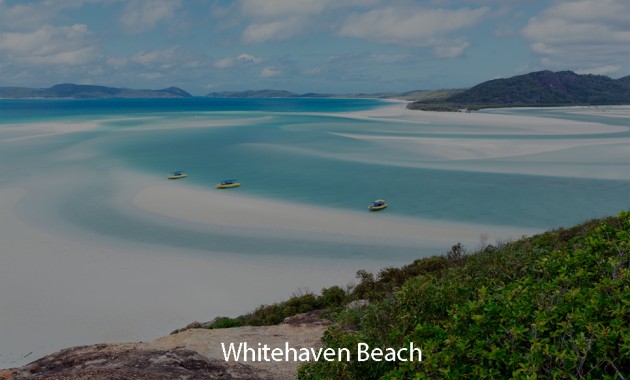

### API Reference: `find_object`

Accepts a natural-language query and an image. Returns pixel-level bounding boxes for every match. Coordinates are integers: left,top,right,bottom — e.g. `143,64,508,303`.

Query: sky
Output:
0,0,629,95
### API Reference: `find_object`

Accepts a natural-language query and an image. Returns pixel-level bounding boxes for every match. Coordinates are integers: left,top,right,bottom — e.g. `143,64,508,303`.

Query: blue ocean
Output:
2,98,628,231
0,98,630,229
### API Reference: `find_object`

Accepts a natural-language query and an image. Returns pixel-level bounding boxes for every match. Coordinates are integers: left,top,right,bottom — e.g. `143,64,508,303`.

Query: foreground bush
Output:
299,211,629,379
206,286,349,328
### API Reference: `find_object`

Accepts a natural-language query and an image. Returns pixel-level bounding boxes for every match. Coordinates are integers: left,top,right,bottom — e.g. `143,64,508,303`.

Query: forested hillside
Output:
409,70,630,110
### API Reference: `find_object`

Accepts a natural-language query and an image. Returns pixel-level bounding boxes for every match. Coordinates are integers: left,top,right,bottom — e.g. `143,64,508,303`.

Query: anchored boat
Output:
216,179,240,189
368,199,388,211
167,171,187,179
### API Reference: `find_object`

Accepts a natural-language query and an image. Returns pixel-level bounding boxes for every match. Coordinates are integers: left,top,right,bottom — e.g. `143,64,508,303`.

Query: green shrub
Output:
300,211,630,379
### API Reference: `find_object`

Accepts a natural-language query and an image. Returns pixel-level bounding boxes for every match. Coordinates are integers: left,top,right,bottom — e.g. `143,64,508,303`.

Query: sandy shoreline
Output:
0,178,533,367
292,103,630,180
330,102,628,135
0,120,102,142
0,185,395,367
133,182,531,247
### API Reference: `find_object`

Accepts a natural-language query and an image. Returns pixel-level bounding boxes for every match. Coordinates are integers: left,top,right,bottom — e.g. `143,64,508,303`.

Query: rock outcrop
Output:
1,314,329,380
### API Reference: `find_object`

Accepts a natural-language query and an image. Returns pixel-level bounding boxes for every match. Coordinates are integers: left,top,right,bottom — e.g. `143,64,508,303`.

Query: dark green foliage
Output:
209,316,241,329
299,211,630,379
409,70,630,111
321,286,347,307
209,255,455,330
0,83,192,98
353,255,451,302
206,287,351,329
206,89,301,98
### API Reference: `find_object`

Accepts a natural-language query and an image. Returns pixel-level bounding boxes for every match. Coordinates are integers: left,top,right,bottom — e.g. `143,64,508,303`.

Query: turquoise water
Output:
0,97,383,122
1,99,629,243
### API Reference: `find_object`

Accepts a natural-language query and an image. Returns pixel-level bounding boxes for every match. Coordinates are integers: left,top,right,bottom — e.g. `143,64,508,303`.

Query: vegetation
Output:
205,89,305,98
395,89,465,102
409,70,630,111
204,286,350,328
204,88,465,100
0,83,192,98
205,251,460,329
298,211,629,379
205,212,629,378
5,70,629,106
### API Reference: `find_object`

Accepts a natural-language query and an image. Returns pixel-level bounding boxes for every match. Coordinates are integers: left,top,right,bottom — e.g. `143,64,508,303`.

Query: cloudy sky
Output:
1,0,629,95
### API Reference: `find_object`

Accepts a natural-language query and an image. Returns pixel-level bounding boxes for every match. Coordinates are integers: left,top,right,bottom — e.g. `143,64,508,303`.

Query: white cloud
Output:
367,54,410,63
260,66,281,77
107,57,128,68
131,51,161,65
240,0,328,18
0,1,50,31
576,65,622,76
237,0,379,43
242,17,304,43
237,53,261,63
239,0,379,18
131,47,177,66
214,53,262,69
523,0,630,71
120,0,182,34
38,47,97,65
434,41,469,59
338,6,490,47
139,72,164,80
214,57,234,69
183,60,206,69
0,24,98,66
0,0,86,31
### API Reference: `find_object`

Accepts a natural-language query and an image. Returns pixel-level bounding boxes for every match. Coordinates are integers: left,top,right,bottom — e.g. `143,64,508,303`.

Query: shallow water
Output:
1,99,629,366
2,100,630,239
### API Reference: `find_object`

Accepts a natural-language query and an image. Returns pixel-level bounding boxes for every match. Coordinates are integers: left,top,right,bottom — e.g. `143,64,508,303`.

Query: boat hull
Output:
167,174,187,179
216,183,240,189
368,204,387,211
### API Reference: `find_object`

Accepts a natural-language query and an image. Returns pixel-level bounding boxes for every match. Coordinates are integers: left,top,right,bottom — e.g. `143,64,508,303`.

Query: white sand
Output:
332,133,630,161
0,186,388,367
108,115,273,133
133,182,530,246
0,121,101,142
269,103,630,180
0,177,533,367
327,102,628,135
0,115,272,143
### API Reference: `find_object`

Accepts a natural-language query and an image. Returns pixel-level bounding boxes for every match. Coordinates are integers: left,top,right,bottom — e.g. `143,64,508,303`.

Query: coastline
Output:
0,184,395,367
132,181,531,246
2,100,628,368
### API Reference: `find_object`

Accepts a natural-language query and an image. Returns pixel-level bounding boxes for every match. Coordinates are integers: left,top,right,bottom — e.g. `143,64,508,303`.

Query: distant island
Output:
205,89,325,98
206,71,630,110
2,71,629,110
409,70,630,111
203,88,462,100
0,83,192,99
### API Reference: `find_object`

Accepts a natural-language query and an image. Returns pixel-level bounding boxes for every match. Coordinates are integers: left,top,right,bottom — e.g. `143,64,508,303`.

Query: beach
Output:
1,100,628,367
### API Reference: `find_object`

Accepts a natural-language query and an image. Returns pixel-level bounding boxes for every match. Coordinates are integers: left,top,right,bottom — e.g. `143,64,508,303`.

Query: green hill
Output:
204,88,464,100
0,83,192,98
205,89,302,98
409,70,630,110
297,211,629,379
202,211,629,379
